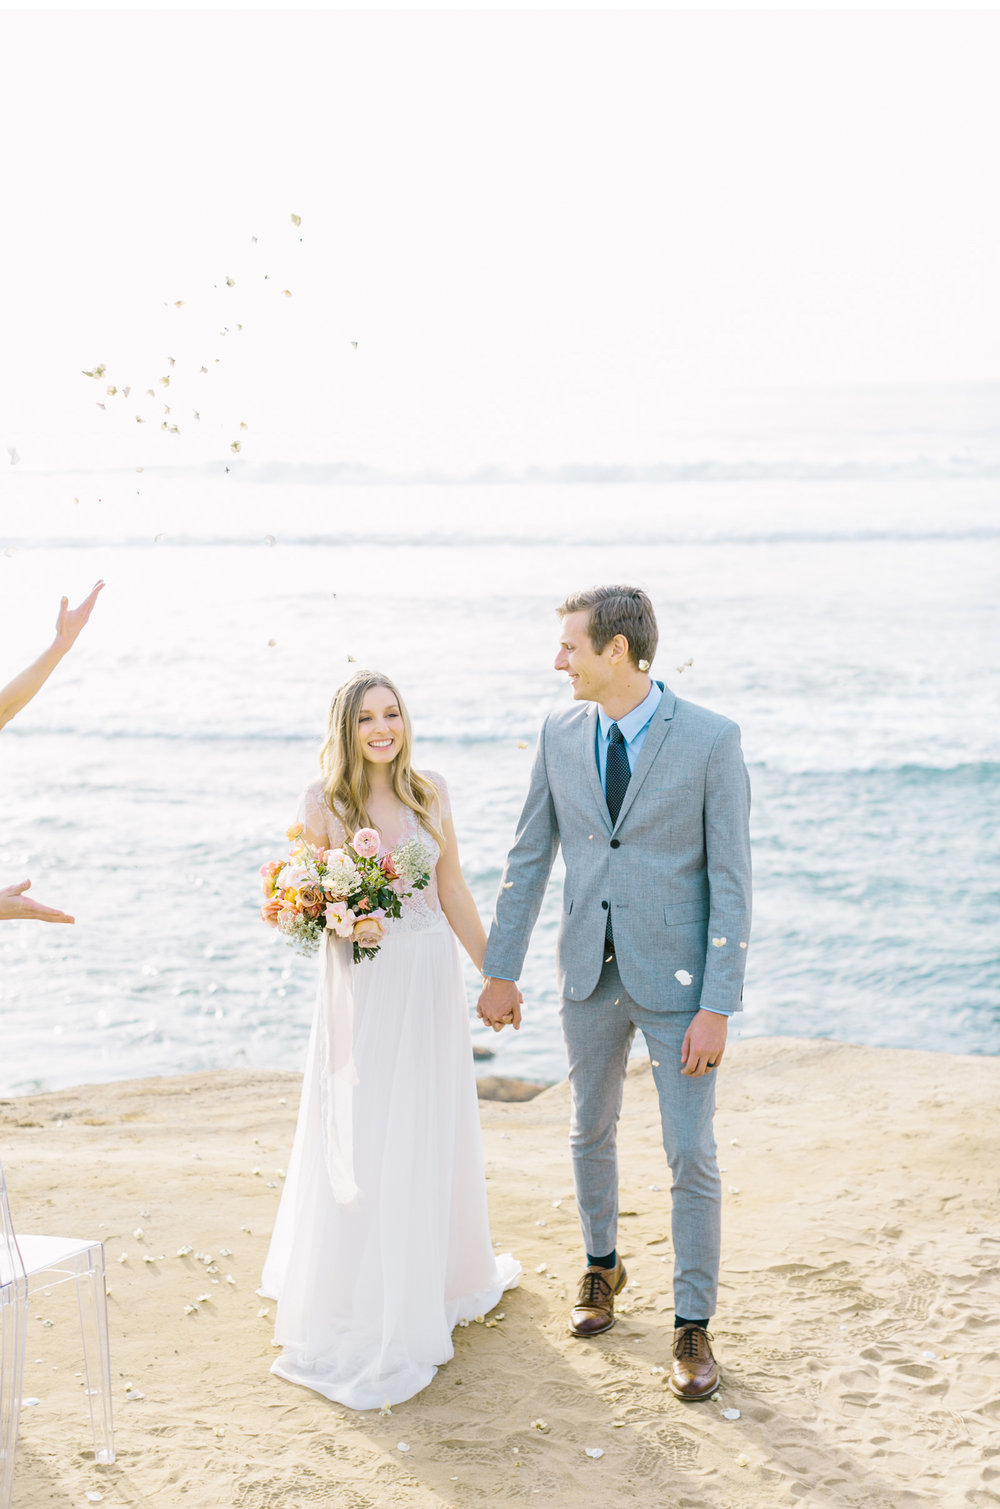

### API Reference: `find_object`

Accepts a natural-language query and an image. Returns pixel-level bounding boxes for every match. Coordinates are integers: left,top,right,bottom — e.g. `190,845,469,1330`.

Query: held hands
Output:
0,879,75,925
54,581,104,655
477,977,523,1033
680,1009,728,1076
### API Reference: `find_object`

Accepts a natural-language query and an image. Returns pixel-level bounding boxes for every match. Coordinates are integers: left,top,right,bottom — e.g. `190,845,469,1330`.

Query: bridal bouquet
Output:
260,824,432,962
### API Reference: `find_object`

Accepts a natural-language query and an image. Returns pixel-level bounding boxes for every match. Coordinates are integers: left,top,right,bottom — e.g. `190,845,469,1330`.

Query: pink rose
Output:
259,859,283,896
352,916,386,949
380,851,400,880
352,828,380,859
324,902,357,939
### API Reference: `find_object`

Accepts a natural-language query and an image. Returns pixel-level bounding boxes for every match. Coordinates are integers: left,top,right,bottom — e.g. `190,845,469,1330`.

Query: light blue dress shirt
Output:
596,681,663,788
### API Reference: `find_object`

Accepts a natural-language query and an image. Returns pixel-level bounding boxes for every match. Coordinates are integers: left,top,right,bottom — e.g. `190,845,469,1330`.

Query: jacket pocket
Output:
663,900,708,927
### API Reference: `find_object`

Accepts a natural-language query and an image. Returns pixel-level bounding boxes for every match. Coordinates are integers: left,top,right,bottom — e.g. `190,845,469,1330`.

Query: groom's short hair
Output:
558,585,658,669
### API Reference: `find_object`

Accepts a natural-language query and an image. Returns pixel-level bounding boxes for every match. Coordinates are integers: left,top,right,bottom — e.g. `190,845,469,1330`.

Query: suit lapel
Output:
611,688,677,832
582,703,612,832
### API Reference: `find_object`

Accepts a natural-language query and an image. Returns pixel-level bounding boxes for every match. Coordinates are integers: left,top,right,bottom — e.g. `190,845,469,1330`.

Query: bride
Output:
260,669,520,1409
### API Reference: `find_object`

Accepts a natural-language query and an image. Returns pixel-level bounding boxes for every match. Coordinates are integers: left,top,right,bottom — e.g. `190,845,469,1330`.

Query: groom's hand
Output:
477,977,523,1032
681,1009,728,1076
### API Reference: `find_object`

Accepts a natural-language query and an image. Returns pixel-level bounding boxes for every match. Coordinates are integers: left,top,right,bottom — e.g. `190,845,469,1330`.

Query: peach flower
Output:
286,824,304,841
353,916,386,949
260,896,282,927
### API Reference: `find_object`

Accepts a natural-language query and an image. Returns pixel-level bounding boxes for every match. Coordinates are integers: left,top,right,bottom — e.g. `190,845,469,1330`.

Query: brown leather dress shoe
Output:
668,1324,719,1399
568,1258,628,1337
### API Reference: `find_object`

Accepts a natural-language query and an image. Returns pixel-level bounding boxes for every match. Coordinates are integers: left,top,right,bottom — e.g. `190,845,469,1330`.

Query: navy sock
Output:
586,1250,617,1270
674,1315,710,1329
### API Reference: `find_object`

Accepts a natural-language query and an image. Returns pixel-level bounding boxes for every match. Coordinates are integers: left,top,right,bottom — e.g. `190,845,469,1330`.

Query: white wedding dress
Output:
260,773,520,1409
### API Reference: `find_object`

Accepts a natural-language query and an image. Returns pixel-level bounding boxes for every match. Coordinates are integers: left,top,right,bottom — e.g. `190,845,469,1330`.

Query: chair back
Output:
0,1163,27,1292
1,1161,29,1509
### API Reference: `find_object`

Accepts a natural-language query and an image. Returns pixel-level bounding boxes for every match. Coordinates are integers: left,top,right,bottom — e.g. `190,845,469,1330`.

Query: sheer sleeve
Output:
296,781,344,849
421,770,452,825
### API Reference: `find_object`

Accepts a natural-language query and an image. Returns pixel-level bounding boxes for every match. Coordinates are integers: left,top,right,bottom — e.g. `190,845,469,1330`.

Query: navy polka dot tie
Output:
604,725,630,954
606,723,631,824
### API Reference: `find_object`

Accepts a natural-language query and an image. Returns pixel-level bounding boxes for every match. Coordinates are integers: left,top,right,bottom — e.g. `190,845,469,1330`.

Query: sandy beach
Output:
3,1036,998,1509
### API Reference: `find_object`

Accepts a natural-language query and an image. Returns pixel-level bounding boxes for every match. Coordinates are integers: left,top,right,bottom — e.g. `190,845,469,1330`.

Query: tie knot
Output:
609,724,625,745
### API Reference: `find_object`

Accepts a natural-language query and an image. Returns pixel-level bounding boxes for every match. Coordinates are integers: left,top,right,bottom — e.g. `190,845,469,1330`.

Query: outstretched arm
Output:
0,582,105,731
0,879,74,924
477,726,560,1031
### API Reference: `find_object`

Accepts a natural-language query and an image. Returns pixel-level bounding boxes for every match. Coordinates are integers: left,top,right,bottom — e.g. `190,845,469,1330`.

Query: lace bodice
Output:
296,771,450,936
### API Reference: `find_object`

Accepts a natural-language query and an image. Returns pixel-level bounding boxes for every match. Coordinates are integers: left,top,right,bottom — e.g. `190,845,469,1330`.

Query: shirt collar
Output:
597,680,663,744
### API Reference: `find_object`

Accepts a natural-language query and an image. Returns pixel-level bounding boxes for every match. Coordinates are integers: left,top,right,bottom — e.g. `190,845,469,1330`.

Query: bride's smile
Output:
357,689,403,764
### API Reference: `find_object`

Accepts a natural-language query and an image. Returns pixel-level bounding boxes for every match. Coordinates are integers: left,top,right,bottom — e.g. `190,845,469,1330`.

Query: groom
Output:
478,585,751,1400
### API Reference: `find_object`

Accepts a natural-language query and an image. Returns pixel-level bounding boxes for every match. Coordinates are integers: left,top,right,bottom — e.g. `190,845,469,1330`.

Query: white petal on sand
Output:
585,1447,604,1459
674,970,693,986
722,1408,741,1420
397,1442,410,1452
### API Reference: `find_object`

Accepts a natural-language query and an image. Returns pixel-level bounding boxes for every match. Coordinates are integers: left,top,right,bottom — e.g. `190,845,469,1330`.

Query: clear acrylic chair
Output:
0,1161,114,1509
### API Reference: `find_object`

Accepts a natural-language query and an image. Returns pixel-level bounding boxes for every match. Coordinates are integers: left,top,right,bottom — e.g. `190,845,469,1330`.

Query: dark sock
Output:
674,1315,710,1329
586,1250,617,1270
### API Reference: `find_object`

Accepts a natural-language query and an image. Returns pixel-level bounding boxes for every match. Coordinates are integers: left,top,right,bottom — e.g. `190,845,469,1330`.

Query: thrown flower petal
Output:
674,970,693,986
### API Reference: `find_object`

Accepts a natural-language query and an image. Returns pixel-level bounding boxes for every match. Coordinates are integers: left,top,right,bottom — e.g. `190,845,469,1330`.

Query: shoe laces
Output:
675,1324,712,1359
579,1269,613,1306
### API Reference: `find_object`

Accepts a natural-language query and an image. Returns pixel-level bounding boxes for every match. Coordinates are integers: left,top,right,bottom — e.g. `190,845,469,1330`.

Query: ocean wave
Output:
7,724,998,782
7,525,1000,551
175,457,1000,485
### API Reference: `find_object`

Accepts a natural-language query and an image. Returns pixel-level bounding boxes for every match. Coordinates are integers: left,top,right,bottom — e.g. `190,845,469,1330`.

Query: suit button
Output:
601,900,609,910
610,839,620,849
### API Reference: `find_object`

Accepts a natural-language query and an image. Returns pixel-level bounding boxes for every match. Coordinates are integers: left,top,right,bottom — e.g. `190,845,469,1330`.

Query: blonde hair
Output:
319,670,444,847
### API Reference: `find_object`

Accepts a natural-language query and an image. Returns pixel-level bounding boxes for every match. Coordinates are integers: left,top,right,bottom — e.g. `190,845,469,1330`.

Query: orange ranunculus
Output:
260,896,282,927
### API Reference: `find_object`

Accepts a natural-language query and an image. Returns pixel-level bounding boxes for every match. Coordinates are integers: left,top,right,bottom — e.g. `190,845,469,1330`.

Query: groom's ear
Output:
607,633,630,666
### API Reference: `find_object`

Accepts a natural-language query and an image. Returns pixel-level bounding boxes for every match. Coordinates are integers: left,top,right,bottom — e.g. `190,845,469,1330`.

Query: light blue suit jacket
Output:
482,686,752,1014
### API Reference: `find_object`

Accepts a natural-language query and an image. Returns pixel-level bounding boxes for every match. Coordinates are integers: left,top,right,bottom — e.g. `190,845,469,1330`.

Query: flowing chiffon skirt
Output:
260,915,520,1409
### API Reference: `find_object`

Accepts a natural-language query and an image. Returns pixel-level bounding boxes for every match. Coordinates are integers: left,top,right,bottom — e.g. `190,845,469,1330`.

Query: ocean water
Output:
1,385,998,1094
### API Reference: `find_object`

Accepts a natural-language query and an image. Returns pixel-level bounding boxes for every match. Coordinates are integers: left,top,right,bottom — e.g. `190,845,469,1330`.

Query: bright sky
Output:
1,7,999,473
